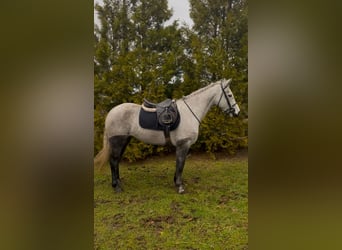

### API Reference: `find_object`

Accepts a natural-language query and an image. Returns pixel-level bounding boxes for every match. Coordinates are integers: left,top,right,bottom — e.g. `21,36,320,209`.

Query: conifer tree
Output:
94,0,248,159
94,0,181,158
186,0,248,154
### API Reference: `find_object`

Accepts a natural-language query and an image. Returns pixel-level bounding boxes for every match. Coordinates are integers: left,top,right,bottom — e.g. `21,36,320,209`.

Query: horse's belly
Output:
132,129,166,146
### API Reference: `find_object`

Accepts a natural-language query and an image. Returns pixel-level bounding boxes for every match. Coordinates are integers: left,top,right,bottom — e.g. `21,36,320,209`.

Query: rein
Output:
183,80,237,124
182,98,201,124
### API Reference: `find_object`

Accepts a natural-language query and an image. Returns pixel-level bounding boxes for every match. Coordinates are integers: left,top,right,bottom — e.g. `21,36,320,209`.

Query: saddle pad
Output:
139,108,181,131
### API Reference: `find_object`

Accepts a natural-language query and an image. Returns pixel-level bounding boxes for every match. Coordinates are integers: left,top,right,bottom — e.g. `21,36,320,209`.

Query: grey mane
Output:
183,80,221,99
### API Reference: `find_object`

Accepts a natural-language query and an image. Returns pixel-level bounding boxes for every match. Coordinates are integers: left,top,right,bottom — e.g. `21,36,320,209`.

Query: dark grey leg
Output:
174,139,191,194
108,135,131,192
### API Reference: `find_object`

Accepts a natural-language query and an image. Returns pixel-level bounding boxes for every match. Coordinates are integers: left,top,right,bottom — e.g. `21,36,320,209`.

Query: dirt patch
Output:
141,215,175,230
94,198,111,208
170,201,182,212
182,214,199,222
218,195,230,205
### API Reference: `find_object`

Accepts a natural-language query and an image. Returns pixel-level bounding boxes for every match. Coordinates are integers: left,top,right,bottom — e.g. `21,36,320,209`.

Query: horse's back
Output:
105,103,140,136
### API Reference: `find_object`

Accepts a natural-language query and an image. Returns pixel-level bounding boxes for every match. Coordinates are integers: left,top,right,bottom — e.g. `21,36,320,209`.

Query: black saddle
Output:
143,98,173,109
139,98,180,143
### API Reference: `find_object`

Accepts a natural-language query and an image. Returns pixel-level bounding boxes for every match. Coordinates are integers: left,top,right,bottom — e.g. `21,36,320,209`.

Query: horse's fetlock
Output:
178,185,185,194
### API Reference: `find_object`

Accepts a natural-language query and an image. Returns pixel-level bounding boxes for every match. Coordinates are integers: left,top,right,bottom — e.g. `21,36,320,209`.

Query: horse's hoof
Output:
112,184,123,193
178,185,185,194
115,186,123,192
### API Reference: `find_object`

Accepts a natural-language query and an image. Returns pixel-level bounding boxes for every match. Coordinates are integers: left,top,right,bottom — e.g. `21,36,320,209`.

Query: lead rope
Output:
182,97,201,125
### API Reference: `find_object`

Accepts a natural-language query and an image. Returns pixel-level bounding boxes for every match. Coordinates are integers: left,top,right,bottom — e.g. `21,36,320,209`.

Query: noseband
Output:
218,82,237,114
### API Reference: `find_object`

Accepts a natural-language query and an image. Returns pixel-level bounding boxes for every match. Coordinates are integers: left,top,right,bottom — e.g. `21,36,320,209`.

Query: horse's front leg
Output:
174,140,191,194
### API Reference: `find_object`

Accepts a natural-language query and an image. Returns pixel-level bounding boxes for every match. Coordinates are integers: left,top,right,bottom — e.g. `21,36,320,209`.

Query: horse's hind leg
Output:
174,139,191,194
109,135,131,192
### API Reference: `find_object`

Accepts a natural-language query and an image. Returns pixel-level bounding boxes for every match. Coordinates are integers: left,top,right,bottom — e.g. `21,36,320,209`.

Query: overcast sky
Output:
94,0,193,27
166,0,193,26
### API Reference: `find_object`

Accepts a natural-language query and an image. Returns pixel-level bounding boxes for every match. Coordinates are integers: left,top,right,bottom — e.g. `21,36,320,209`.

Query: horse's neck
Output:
184,85,219,122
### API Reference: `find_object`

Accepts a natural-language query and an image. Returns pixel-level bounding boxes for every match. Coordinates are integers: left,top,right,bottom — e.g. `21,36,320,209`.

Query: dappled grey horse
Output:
94,79,240,193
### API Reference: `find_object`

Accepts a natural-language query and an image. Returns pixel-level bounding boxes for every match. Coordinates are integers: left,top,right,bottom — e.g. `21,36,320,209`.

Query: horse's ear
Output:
223,78,232,89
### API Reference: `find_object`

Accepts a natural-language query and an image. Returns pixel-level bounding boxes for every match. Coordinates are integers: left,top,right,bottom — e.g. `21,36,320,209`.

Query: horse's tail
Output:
94,132,111,168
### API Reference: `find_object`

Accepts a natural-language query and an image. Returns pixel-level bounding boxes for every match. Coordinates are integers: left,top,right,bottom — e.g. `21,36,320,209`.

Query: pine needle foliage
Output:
94,0,248,161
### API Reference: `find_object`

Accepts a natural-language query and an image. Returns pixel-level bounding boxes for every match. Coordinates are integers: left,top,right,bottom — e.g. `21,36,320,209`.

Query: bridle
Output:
218,81,238,115
183,80,238,124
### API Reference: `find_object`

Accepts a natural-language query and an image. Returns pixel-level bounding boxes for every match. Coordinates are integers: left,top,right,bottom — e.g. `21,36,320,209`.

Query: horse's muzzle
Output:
233,111,240,117
225,108,239,117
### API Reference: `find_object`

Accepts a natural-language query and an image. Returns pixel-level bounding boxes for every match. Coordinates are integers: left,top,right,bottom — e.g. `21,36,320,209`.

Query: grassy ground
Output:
94,152,248,249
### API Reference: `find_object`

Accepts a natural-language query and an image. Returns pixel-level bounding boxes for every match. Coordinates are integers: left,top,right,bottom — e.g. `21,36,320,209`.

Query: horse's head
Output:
218,79,240,117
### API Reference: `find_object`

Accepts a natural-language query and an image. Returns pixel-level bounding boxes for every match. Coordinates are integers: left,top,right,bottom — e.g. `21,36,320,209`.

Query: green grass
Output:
94,153,248,250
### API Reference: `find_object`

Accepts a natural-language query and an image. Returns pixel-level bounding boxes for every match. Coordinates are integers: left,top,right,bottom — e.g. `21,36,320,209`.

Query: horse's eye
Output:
228,94,232,97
